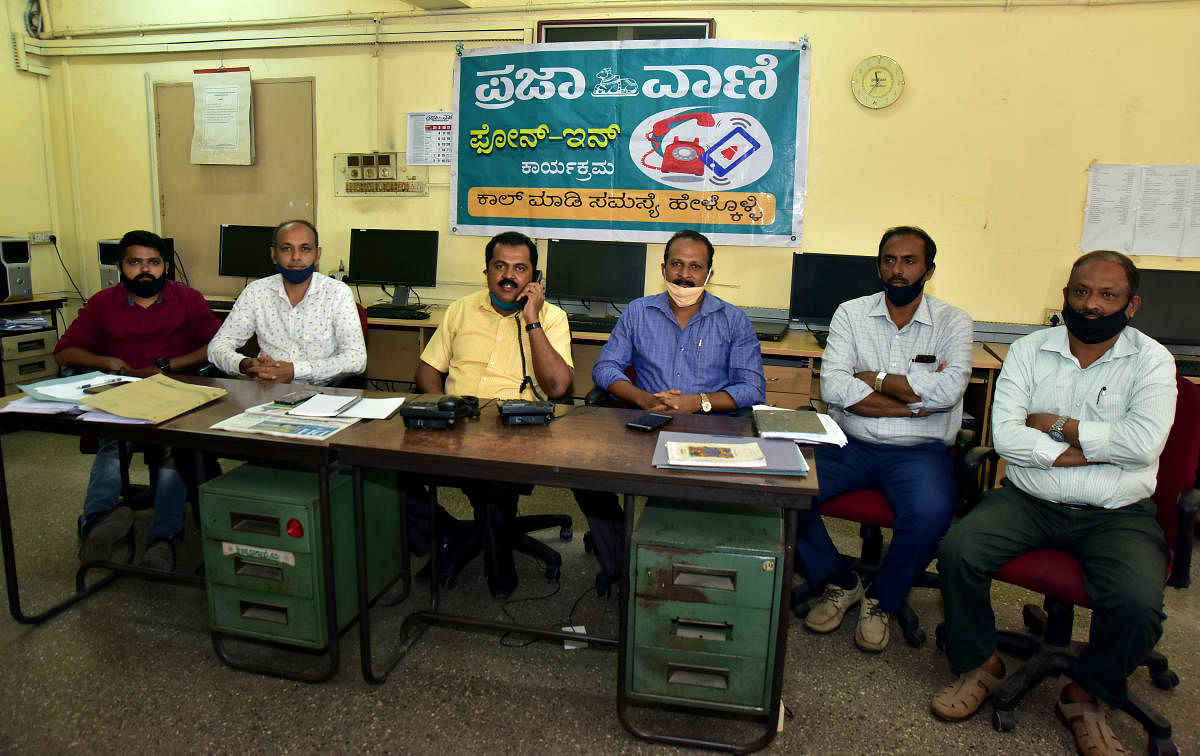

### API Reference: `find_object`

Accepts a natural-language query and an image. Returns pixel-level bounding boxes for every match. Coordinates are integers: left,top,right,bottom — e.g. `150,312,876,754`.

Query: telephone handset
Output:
650,111,715,138
517,269,543,308
643,112,716,176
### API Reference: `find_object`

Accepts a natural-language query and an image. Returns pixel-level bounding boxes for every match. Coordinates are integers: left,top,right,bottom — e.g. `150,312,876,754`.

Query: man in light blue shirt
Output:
576,230,765,594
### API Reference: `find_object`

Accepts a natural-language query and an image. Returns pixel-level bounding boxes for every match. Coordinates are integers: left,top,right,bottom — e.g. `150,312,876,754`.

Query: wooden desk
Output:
0,377,352,682
334,404,817,751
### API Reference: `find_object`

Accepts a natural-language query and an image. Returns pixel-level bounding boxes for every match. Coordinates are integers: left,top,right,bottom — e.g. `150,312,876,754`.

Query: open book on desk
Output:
652,431,809,476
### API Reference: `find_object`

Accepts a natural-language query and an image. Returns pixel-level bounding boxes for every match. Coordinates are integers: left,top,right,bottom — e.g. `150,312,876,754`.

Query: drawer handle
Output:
239,600,288,625
672,617,732,642
234,556,284,581
17,338,45,353
231,512,280,536
672,564,736,591
667,663,729,690
17,360,48,375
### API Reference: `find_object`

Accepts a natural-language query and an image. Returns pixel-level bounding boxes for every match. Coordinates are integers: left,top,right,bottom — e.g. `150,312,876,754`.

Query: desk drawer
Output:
634,547,778,609
627,646,769,712
2,354,57,385
1,331,56,360
200,494,316,554
763,364,811,395
632,598,772,658
202,538,317,599
207,584,325,648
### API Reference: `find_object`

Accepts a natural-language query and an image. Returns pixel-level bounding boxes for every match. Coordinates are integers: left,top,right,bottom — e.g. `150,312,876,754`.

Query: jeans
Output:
78,439,188,546
794,436,955,613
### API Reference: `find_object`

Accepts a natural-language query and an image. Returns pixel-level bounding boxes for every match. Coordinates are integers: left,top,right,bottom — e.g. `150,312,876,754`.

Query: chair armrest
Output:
964,445,998,472
808,398,829,414
1167,488,1200,589
584,383,634,408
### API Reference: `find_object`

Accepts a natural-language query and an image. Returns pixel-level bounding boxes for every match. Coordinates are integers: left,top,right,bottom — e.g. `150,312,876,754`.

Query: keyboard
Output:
749,319,788,342
207,299,234,312
1177,358,1200,377
567,314,618,333
366,304,431,320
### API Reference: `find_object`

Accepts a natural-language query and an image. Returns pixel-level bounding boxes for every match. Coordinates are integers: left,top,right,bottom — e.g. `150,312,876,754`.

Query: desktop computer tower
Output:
0,237,32,302
98,237,176,289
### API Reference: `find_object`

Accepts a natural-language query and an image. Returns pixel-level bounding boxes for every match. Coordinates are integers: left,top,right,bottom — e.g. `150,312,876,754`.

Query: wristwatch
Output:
525,321,542,332
156,357,171,374
1048,415,1068,443
874,371,887,392
699,392,712,413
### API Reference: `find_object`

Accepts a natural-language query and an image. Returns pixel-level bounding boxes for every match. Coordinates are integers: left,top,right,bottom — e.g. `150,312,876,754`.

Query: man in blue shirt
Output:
575,229,765,594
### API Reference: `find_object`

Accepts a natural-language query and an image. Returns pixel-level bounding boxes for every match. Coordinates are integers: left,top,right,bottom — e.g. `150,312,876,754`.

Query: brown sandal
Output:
931,666,1005,721
1056,696,1128,755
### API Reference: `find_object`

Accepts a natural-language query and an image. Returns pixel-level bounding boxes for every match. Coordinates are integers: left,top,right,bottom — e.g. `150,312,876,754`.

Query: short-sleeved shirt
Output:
420,290,573,400
54,280,221,371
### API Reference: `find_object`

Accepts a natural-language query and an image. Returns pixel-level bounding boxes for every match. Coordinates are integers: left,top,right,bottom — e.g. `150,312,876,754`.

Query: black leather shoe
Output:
488,570,518,599
595,570,620,599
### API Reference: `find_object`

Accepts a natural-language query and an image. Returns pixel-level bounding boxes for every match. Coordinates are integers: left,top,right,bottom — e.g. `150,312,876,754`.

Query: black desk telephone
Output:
400,394,480,429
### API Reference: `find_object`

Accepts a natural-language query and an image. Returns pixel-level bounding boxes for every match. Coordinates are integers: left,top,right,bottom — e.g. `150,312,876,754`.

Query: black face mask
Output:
121,273,166,299
882,277,925,307
1061,300,1129,344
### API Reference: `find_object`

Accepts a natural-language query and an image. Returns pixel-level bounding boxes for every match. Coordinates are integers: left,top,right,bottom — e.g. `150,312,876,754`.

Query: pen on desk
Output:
1096,386,1107,404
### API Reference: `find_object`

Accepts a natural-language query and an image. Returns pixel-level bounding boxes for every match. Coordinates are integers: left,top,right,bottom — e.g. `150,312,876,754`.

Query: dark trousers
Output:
460,480,521,583
572,489,624,579
794,437,955,613
937,483,1168,707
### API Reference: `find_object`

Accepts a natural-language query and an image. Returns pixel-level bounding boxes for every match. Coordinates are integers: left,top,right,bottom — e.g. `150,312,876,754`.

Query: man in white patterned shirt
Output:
208,219,366,385
933,251,1176,755
797,226,973,652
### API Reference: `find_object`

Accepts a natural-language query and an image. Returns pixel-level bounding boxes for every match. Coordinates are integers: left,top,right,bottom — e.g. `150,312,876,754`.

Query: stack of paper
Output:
652,431,809,476
752,405,848,447
285,393,405,420
212,402,360,440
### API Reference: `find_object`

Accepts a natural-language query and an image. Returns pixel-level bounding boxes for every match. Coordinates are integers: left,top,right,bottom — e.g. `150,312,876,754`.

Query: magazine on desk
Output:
652,431,809,475
211,402,360,440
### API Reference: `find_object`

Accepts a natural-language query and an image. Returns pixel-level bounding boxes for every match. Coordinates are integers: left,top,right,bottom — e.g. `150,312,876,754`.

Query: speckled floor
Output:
0,429,1195,754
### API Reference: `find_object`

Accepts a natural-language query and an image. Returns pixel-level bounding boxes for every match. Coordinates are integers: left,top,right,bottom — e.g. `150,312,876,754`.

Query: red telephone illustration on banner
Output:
641,111,715,176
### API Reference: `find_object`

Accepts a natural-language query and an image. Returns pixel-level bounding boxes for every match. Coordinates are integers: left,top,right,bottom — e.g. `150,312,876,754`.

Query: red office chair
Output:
790,400,977,647
944,375,1200,753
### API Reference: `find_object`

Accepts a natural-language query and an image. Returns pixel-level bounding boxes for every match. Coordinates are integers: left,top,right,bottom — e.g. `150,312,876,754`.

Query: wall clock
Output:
851,55,905,109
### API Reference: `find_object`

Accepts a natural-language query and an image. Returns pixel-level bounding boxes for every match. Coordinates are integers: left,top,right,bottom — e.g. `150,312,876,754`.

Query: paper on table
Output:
0,395,85,414
78,374,226,424
19,371,138,403
338,396,405,419
287,393,362,418
752,405,848,447
79,410,153,424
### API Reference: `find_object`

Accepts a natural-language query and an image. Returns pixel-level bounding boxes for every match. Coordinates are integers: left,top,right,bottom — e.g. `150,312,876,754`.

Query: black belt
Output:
1059,501,1097,511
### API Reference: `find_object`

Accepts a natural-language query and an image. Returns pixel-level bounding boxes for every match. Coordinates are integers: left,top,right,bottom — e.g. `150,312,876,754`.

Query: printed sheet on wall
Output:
450,40,811,247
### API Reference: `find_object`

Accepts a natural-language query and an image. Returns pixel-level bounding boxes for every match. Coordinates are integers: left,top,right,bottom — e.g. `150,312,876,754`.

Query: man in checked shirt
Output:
796,226,973,652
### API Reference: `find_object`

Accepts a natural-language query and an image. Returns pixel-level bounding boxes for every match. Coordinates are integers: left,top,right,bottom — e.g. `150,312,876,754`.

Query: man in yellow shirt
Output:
416,231,573,596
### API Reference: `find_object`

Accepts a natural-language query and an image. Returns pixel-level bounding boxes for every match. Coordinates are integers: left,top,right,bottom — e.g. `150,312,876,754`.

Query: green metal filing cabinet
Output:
626,498,785,714
200,464,403,649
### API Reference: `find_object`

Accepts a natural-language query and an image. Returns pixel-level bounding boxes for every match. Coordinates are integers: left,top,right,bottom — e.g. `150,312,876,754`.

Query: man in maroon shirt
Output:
54,230,220,571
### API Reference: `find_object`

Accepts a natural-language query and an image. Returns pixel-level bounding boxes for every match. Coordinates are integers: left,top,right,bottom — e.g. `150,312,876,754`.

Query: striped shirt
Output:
820,292,974,446
592,291,765,409
994,325,1177,509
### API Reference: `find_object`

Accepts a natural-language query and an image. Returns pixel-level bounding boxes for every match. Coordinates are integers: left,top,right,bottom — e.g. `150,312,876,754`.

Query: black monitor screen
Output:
789,252,881,326
1130,268,1200,347
219,224,277,279
348,229,439,288
545,238,647,303
99,237,176,280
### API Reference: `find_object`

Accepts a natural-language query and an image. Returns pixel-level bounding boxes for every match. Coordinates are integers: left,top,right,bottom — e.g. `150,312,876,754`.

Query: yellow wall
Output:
3,1,1199,324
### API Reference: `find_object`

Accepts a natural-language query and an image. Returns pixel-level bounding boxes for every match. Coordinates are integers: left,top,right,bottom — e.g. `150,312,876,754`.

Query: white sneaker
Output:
804,576,864,633
855,596,890,652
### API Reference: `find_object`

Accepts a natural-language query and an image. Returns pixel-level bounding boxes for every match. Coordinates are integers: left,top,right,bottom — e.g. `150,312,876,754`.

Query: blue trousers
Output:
795,437,954,613
78,439,187,546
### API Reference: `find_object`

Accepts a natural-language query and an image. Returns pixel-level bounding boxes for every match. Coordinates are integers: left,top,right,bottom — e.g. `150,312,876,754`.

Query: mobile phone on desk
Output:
627,412,672,432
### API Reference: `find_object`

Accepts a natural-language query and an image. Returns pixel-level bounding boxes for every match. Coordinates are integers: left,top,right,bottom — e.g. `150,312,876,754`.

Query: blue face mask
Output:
276,263,315,284
489,291,521,311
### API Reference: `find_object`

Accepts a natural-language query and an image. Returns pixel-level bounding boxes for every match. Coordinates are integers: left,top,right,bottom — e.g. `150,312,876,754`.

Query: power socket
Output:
1044,308,1063,326
30,231,54,244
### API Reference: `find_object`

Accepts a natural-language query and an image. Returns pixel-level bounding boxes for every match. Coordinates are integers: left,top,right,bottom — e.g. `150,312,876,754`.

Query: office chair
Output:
789,398,977,647
940,375,1199,752
420,483,572,590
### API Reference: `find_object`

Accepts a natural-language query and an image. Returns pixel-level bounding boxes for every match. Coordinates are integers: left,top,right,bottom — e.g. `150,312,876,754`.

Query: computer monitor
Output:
1130,268,1200,348
98,237,176,288
545,238,647,316
788,252,881,328
347,228,439,305
218,224,277,279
